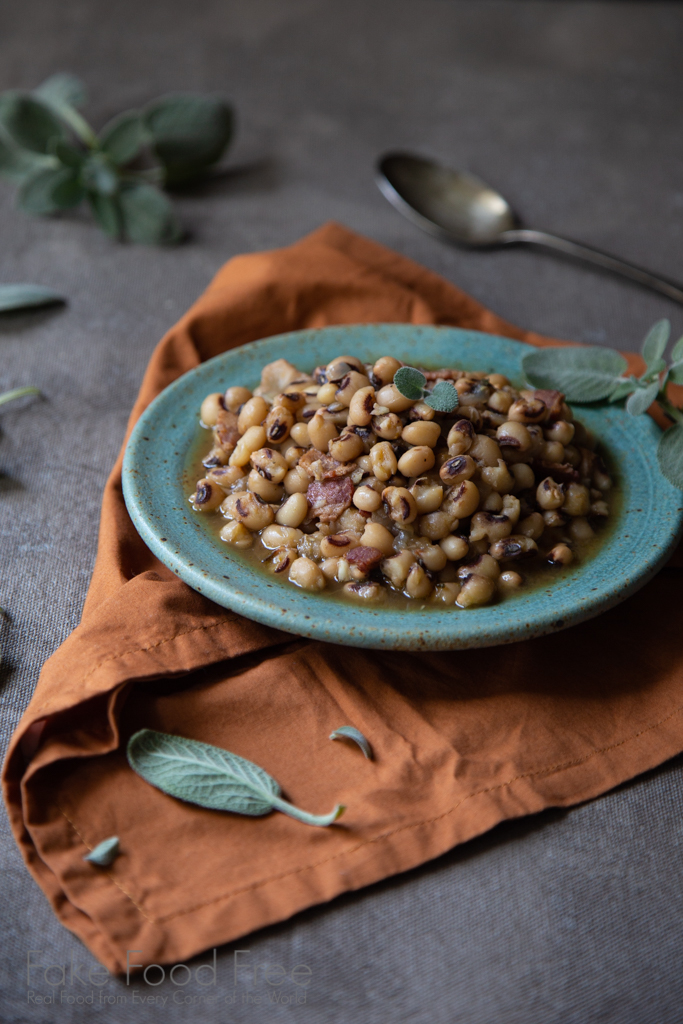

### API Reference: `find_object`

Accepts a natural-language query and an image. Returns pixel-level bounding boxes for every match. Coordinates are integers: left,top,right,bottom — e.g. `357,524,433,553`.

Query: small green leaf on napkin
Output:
84,835,119,866
329,726,373,760
0,284,64,312
127,729,345,827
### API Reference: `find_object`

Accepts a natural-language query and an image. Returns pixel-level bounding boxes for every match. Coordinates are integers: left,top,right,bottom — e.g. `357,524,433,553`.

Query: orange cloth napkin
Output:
5,223,683,974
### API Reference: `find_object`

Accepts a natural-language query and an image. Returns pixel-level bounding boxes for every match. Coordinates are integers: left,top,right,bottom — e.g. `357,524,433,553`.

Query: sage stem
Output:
0,386,40,408
270,796,345,827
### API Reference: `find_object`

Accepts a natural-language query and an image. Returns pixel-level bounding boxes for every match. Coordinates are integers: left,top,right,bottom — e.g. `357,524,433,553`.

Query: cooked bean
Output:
224,386,252,413
265,404,294,444
371,411,403,440
261,525,304,549
289,556,326,590
316,382,338,404
370,441,398,482
206,464,244,490
219,521,253,547
440,534,469,560
446,479,480,519
402,420,441,447
343,581,383,601
458,553,500,580
398,445,435,477
469,511,513,543
360,522,395,555
409,401,436,421
501,494,521,525
510,463,535,490
564,444,581,468
432,582,461,605
200,392,225,427
320,556,349,582
496,420,532,451
416,542,447,572
457,573,495,608
335,370,371,407
269,546,298,574
250,447,288,483
447,419,475,454
498,570,522,592
487,373,509,388
419,510,457,540
190,478,224,511
381,548,416,588
353,485,382,512
591,499,609,517
329,430,365,462
383,486,418,525
223,491,275,530
320,532,360,557
592,457,612,491
326,355,364,381
562,482,591,517
283,466,310,494
545,420,575,445
439,454,476,485
276,492,309,527
568,517,595,542
469,434,503,467
487,389,512,414
283,444,306,468
542,509,566,529
518,512,544,540
289,421,310,446
308,409,339,450
481,491,503,512
230,425,267,467
548,543,573,566
536,476,564,510
339,507,369,533
237,396,269,433
481,458,514,493
202,445,231,468
405,563,433,599
375,383,415,412
372,355,402,385
508,398,547,424
541,441,565,464
410,477,444,514
247,469,283,503
489,535,538,561
348,385,376,426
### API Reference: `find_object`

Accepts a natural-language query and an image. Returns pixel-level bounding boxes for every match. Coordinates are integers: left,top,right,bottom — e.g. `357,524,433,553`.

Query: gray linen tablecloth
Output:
1,2,682,1021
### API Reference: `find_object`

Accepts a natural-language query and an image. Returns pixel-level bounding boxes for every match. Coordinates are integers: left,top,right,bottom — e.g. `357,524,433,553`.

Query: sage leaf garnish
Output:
523,319,683,490
84,835,119,866
0,283,64,312
0,74,234,244
0,386,40,408
127,730,345,828
522,346,628,402
393,366,459,412
329,726,373,760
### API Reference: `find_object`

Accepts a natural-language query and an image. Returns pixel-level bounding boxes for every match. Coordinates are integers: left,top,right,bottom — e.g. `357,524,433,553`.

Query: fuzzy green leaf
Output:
34,73,86,111
118,181,181,244
50,137,84,169
18,166,84,214
625,379,659,417
668,360,683,385
393,365,426,400
144,93,234,185
672,336,683,363
87,192,121,238
608,378,637,403
83,835,119,866
128,729,344,827
0,131,55,182
0,284,64,312
425,379,459,413
329,726,373,760
641,319,670,371
81,152,119,197
523,346,628,402
0,93,66,154
99,111,148,166
657,424,683,490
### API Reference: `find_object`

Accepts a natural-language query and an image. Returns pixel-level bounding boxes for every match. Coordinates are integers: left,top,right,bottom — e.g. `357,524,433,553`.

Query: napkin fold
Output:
5,223,683,974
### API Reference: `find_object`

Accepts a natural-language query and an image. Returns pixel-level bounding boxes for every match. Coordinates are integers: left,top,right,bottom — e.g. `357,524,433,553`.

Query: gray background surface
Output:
1,1,682,1021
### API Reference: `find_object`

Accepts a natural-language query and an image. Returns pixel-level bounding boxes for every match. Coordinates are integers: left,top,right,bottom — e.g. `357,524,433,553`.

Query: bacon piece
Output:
423,368,466,381
298,448,356,481
213,409,239,451
532,389,565,422
346,546,384,573
307,477,354,523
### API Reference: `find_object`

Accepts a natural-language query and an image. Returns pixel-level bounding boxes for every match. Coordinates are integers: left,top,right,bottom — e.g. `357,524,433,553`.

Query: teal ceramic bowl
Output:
122,325,683,651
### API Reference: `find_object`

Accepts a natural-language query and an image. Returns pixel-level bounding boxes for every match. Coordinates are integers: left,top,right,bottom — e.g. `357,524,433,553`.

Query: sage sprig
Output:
127,730,345,828
0,74,234,245
329,726,374,760
522,319,683,489
84,836,120,866
0,283,64,312
393,366,459,412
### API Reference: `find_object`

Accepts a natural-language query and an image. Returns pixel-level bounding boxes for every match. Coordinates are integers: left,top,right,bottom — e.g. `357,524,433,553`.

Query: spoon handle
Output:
505,228,683,305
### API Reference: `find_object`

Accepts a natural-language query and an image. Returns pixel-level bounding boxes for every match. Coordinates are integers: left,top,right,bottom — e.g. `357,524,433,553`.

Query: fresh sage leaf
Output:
0,284,64,312
393,366,426,400
0,386,40,407
127,729,345,827
657,424,683,490
641,319,670,372
144,94,234,185
87,191,122,239
119,181,181,244
672,336,683,363
668,360,683,386
329,726,373,760
49,137,84,170
19,166,84,214
0,93,66,154
608,378,637,403
0,131,55,183
425,379,459,413
83,835,119,866
522,346,628,402
626,379,659,417
81,153,119,197
99,111,148,166
34,73,86,112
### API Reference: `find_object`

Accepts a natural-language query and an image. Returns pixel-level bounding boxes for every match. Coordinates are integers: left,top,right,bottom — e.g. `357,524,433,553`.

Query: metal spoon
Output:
376,152,683,305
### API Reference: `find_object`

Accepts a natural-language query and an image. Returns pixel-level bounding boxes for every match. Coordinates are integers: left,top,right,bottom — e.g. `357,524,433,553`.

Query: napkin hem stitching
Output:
59,697,683,925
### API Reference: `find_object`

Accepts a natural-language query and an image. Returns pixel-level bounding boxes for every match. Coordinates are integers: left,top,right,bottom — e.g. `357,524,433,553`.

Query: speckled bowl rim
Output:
122,324,683,651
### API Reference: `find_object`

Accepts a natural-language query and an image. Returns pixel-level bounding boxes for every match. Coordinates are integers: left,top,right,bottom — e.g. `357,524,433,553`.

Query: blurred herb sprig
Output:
0,73,234,244
523,320,683,490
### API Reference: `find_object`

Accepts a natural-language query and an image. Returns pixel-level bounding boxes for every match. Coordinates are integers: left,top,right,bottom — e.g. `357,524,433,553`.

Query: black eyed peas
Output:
189,353,613,607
